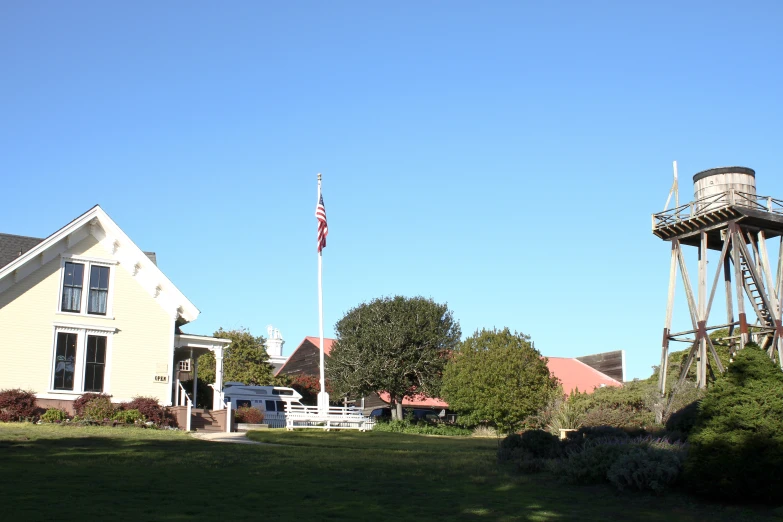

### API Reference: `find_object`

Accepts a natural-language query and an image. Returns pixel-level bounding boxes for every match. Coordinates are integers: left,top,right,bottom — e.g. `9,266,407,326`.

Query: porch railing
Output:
176,379,192,432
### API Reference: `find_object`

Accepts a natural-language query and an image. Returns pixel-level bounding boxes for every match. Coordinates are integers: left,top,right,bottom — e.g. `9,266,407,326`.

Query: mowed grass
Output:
0,424,779,522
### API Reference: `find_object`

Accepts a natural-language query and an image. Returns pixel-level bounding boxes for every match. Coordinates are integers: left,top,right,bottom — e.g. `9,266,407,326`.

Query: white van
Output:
222,383,305,427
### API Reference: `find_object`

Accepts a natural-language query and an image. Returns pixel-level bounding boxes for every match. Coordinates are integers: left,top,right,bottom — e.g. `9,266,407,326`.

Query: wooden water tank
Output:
693,167,756,214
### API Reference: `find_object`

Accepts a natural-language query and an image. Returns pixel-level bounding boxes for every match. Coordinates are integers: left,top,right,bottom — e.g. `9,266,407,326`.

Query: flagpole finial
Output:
317,172,322,181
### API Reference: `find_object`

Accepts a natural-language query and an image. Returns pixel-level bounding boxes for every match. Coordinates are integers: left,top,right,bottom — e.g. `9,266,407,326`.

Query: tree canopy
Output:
197,328,275,386
327,295,461,419
441,327,559,432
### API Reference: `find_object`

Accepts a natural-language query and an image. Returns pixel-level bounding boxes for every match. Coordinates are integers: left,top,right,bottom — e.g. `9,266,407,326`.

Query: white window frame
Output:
178,359,191,372
56,256,117,319
48,324,115,397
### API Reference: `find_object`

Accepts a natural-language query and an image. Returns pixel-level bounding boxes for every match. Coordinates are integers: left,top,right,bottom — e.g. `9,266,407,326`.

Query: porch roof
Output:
175,333,231,354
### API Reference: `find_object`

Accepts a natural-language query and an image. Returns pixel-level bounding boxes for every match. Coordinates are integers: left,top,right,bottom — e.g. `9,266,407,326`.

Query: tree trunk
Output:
394,399,403,421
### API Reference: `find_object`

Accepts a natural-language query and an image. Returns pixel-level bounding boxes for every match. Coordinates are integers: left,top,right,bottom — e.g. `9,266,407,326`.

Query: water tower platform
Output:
652,190,783,250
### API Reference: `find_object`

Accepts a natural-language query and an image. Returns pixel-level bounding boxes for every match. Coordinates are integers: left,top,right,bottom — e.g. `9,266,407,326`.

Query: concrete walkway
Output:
190,431,262,444
190,431,285,445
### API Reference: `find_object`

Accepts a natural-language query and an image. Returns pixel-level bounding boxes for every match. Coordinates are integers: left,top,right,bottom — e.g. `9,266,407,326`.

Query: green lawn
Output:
0,424,779,522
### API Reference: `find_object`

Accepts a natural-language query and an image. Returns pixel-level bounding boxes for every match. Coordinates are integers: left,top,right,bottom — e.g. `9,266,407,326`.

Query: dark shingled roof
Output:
0,232,157,269
0,233,44,269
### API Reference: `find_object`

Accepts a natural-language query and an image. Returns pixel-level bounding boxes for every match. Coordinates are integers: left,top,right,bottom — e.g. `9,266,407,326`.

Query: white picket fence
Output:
283,404,375,431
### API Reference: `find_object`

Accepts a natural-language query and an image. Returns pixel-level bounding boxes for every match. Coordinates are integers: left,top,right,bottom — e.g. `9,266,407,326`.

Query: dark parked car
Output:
368,407,448,423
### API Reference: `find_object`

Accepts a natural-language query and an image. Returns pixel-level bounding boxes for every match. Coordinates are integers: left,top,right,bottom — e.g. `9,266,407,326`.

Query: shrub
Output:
579,404,653,428
373,419,471,436
0,389,38,422
235,407,264,424
73,393,111,417
82,396,115,421
112,409,145,424
561,440,633,484
40,407,69,423
471,425,498,438
565,425,629,448
519,429,561,459
607,444,685,493
684,343,783,504
515,454,548,474
121,397,176,427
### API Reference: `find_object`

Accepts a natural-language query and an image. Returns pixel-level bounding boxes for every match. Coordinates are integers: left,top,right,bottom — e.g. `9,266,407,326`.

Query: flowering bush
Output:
0,389,38,422
119,397,176,427
234,407,264,424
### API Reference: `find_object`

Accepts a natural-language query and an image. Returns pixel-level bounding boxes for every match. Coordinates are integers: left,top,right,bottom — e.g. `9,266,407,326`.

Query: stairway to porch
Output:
191,409,224,432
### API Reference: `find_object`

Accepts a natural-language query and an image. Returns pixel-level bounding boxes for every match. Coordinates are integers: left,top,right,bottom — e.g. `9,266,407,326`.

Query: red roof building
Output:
546,357,623,395
276,336,623,410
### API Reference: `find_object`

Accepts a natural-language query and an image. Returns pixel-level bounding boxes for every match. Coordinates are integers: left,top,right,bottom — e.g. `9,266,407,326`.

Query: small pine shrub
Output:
606,445,685,493
235,407,264,424
121,397,176,427
112,409,145,424
684,343,783,504
82,396,115,421
0,389,38,422
40,407,69,423
73,393,111,417
665,400,700,437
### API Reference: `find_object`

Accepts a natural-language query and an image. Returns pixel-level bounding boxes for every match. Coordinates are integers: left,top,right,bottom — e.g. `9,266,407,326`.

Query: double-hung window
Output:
61,263,84,312
88,266,110,315
51,327,113,394
59,258,114,317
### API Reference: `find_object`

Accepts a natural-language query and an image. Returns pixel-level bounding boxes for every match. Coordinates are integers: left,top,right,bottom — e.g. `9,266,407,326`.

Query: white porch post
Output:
192,350,198,409
213,345,224,410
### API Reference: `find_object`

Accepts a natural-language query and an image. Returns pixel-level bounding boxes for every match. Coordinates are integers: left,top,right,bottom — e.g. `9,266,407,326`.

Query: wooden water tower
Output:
653,166,783,395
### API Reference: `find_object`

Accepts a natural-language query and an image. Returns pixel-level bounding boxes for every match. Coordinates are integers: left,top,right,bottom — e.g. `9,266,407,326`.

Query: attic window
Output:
59,258,114,317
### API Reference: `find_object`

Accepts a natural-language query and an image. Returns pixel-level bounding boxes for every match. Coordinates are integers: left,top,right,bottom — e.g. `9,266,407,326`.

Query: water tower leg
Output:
724,253,735,358
697,232,708,388
731,224,748,350
658,242,678,398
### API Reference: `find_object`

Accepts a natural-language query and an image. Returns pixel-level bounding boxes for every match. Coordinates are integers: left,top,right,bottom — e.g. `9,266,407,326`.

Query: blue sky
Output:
2,2,782,380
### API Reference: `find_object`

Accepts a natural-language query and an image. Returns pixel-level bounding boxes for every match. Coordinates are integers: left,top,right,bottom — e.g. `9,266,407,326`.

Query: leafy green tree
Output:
441,328,559,432
197,328,275,387
327,296,461,420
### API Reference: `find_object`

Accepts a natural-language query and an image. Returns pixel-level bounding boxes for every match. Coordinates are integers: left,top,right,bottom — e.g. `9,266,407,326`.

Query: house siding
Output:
0,234,173,404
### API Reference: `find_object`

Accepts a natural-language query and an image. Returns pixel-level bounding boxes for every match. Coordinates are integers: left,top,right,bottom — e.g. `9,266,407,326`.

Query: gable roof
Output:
576,350,625,382
0,205,199,323
275,336,335,376
546,357,622,395
0,233,44,269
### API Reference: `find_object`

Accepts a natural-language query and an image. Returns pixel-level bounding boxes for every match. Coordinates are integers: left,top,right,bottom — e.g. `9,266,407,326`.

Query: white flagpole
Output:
317,173,329,413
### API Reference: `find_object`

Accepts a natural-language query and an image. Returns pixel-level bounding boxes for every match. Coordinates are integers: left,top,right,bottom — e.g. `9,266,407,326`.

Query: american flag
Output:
316,194,328,252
